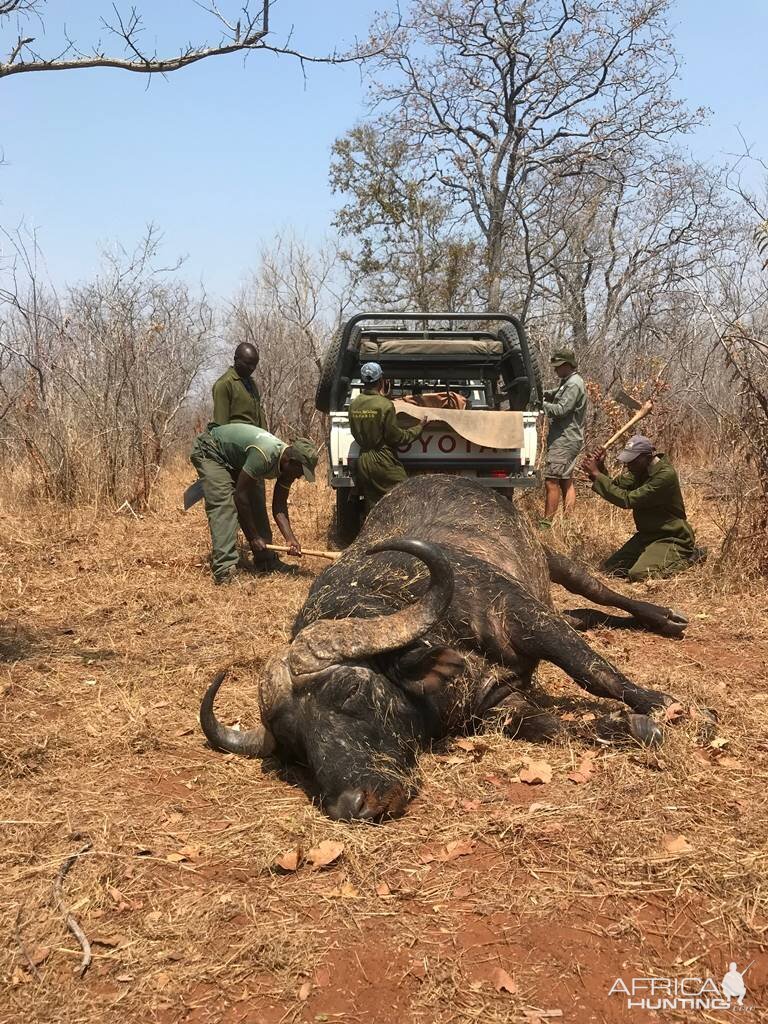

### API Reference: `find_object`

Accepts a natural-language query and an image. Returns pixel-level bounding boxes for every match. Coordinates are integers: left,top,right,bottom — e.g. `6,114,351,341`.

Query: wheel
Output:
315,324,362,413
498,327,543,410
332,488,364,545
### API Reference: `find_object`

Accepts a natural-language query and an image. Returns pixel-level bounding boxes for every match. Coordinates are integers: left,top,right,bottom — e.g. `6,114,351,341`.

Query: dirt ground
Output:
2,470,767,1024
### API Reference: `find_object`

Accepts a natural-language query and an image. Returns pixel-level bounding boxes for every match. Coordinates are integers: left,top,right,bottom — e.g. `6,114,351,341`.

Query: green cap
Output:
288,438,318,483
550,347,577,368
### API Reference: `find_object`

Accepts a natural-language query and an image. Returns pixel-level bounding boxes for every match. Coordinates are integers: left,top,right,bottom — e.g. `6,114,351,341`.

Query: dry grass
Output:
2,464,768,1024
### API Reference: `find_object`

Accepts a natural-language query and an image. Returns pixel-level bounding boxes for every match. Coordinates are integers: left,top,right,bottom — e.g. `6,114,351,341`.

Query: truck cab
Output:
315,312,543,541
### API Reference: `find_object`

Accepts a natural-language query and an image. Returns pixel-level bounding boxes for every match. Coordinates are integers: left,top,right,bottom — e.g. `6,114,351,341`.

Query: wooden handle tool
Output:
602,400,654,450
266,544,341,561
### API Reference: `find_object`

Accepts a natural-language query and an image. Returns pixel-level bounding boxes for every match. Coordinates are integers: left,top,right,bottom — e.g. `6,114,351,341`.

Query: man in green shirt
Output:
348,362,423,508
542,347,588,525
210,342,267,429
210,342,275,567
582,434,696,582
190,423,318,585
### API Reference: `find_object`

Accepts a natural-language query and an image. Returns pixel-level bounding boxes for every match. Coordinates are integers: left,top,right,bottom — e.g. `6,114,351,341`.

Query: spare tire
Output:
315,324,362,413
498,326,543,410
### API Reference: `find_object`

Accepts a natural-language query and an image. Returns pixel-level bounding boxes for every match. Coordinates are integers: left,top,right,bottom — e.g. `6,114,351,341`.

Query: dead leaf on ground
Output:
330,882,359,898
306,840,344,869
176,845,202,861
461,798,481,811
115,973,134,983
106,885,141,911
715,756,743,769
493,967,518,994
454,737,488,759
519,760,553,785
567,754,597,784
663,702,686,723
154,971,171,990
26,946,51,968
375,881,392,897
274,848,302,873
438,839,475,862
298,980,312,1001
710,736,729,750
92,934,129,949
661,834,693,855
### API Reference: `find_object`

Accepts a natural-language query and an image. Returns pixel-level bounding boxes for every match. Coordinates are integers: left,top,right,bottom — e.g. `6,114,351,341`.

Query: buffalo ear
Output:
391,644,465,696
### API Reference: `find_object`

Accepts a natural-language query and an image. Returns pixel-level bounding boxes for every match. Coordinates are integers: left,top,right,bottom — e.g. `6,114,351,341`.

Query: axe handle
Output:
266,544,340,561
602,400,653,450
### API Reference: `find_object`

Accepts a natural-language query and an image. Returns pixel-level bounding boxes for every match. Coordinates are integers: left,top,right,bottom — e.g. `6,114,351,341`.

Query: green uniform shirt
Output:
543,372,587,449
210,366,267,429
207,423,286,480
592,455,695,545
348,389,422,504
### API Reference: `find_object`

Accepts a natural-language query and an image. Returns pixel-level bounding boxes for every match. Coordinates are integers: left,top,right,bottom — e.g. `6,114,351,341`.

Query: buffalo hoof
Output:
691,705,718,742
594,711,663,747
632,602,688,637
626,713,663,747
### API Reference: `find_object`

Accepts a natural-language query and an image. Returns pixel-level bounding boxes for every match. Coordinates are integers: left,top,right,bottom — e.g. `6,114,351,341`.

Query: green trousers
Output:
190,440,272,581
356,448,408,508
602,533,694,583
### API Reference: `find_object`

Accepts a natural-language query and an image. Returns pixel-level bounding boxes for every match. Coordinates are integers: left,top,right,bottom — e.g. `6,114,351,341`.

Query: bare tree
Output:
0,1,380,79
227,234,351,442
362,0,704,310
0,226,213,505
331,124,480,312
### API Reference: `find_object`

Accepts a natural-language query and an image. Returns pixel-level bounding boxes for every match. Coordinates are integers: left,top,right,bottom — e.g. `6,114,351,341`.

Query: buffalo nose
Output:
328,788,372,821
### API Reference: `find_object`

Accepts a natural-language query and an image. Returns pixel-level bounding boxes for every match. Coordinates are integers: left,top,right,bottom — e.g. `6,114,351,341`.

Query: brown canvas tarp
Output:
393,400,524,450
359,338,503,356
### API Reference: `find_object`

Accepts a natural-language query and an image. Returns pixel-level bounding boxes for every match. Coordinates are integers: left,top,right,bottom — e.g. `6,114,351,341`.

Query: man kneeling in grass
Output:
190,423,318,585
582,435,698,582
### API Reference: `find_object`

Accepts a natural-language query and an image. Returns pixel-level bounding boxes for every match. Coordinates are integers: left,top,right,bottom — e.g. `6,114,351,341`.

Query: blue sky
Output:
1,0,766,298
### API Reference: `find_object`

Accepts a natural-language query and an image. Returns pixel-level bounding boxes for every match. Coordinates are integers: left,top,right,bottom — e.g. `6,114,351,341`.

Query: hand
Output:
581,455,602,481
250,536,267,556
287,540,302,557
588,445,607,473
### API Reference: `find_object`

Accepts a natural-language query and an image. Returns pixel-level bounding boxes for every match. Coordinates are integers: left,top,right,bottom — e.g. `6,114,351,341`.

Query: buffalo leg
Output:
495,581,676,718
481,689,562,742
543,547,688,637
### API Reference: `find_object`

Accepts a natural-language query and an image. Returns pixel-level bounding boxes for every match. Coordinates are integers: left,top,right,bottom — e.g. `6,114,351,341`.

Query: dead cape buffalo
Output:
201,475,696,822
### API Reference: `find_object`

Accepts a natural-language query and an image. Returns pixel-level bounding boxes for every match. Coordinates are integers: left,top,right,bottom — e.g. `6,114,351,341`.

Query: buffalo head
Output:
200,539,461,822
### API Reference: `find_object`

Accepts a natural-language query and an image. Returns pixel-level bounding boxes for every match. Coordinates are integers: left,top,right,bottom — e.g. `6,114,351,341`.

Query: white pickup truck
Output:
315,313,543,541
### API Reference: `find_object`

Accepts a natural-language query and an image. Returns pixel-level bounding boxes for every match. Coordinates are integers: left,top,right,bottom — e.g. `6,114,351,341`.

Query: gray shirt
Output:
543,372,587,449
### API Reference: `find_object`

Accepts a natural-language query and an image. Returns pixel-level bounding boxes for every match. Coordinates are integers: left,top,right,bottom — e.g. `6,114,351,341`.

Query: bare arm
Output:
272,479,301,555
234,471,268,556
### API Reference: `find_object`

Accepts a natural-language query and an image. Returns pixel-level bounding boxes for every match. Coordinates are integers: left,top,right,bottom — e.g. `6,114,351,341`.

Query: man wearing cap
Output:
190,422,318,585
348,362,423,508
582,436,697,581
541,348,588,524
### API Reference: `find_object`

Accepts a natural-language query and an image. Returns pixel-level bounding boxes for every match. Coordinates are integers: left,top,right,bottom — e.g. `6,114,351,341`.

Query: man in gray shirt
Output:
541,347,587,525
